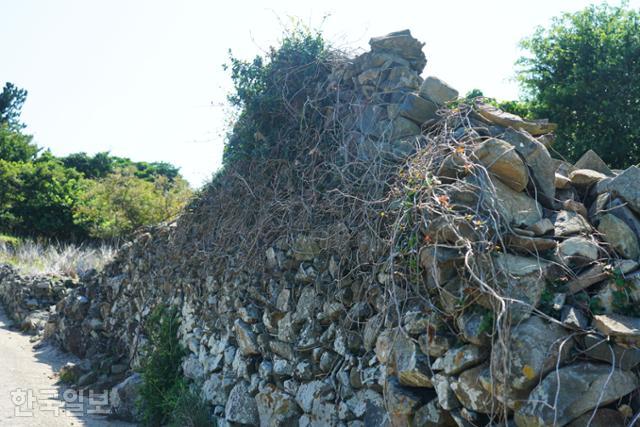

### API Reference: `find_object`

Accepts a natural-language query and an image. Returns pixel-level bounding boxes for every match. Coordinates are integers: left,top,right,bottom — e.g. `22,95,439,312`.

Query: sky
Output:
1,0,637,187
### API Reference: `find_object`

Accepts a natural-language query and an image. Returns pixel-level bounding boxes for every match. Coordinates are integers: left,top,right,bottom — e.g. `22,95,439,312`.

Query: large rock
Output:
431,374,461,410
486,178,543,228
398,93,439,124
419,76,458,106
384,377,434,426
256,385,301,427
369,29,427,73
569,169,607,187
109,373,143,421
597,213,640,259
574,149,612,176
582,333,640,370
491,316,573,392
433,344,487,375
392,332,434,387
473,138,528,192
557,236,600,267
225,381,259,425
554,210,593,237
450,363,498,414
515,363,638,427
593,313,640,345
234,319,260,356
566,408,626,427
597,166,640,214
501,128,556,208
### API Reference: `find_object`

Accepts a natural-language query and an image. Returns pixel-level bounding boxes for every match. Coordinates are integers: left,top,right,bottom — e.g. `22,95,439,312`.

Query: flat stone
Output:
515,363,639,427
419,76,458,106
473,138,528,192
557,236,600,268
569,169,607,187
566,264,608,294
598,213,640,259
491,316,573,392
505,234,557,253
574,149,613,176
593,314,640,345
582,333,640,370
596,166,640,214
477,103,557,136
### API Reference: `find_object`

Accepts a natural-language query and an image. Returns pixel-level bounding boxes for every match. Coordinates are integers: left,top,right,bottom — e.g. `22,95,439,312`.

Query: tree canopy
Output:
517,3,640,166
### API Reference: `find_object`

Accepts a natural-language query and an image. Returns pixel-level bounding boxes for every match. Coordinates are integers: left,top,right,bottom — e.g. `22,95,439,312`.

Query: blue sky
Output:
2,0,637,186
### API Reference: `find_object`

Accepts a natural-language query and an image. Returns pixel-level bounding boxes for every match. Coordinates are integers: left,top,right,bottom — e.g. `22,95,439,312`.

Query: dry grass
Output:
0,238,116,277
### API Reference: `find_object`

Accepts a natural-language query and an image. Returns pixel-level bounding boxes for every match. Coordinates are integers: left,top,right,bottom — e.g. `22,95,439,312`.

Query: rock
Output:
566,408,625,427
225,383,258,425
476,103,557,136
569,169,607,187
561,306,588,329
582,333,640,370
390,116,421,139
597,214,640,259
419,245,461,288
593,313,640,345
597,166,640,215
473,138,528,191
398,93,439,124
418,329,454,358
488,178,543,228
529,218,554,236
491,316,573,392
384,377,433,425
348,389,390,426
450,363,497,414
515,363,639,427
369,30,427,73
574,150,613,176
364,314,384,351
109,373,143,421
455,309,491,346
501,128,556,208
554,210,592,237
492,253,552,320
566,264,608,294
600,197,640,239
434,344,488,375
296,380,332,413
555,173,572,189
413,399,456,426
203,373,230,405
256,385,301,427
234,319,260,356
291,235,322,261
419,76,458,106
505,234,557,253
392,332,434,387
432,373,461,410
557,236,599,268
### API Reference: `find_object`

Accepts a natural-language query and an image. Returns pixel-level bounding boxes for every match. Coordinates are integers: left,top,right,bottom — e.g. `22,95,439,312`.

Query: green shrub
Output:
223,25,331,166
168,388,212,427
137,305,188,426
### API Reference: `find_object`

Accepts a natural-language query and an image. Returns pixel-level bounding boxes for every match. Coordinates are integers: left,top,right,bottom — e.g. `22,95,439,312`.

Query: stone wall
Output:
2,30,640,427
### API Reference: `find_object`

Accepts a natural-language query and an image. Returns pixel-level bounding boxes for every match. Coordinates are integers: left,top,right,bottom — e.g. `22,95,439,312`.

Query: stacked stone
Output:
2,30,640,427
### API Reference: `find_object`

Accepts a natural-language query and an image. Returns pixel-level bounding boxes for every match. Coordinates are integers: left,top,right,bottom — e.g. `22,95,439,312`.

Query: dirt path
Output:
0,306,134,426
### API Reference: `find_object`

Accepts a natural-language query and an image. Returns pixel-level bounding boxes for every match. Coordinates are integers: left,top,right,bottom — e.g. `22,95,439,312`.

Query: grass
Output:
0,237,115,277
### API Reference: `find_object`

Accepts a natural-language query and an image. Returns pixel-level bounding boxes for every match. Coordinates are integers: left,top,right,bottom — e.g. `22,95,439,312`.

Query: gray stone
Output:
455,309,490,346
491,316,573,392
413,399,456,426
432,373,461,410
554,210,593,237
225,381,259,425
582,333,640,370
392,332,434,387
384,377,433,424
557,236,599,267
203,373,231,406
486,178,543,228
515,363,639,427
473,138,528,192
369,29,427,73
598,213,640,259
597,166,640,214
450,363,498,414
435,344,487,375
566,408,625,427
419,76,458,106
234,319,260,356
574,149,613,176
398,93,438,124
389,116,421,139
561,306,588,329
569,169,607,187
109,373,143,421
348,389,390,426
478,104,557,136
529,218,554,236
593,313,640,345
295,380,332,413
256,385,301,427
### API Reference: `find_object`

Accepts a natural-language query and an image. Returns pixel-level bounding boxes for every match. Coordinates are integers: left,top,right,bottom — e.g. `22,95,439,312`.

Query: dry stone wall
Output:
2,30,640,427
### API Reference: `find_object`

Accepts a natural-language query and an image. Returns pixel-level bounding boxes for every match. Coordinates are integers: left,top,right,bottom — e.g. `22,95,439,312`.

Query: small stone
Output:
234,319,259,356
436,344,488,375
477,103,557,136
392,332,434,387
554,210,593,237
295,380,332,413
225,381,259,425
561,306,588,329
398,93,439,125
413,399,456,426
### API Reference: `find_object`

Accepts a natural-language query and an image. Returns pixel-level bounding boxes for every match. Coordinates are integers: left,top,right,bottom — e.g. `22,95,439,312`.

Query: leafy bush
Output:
223,25,331,166
73,169,192,239
518,4,640,166
138,305,195,426
61,151,181,181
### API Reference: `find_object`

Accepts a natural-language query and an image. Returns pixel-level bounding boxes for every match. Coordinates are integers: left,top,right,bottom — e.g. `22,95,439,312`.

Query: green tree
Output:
518,4,640,166
73,169,191,239
0,82,28,130
0,124,39,162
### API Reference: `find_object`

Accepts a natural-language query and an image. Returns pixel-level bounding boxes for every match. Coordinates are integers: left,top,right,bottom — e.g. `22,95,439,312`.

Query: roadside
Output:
0,305,133,426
